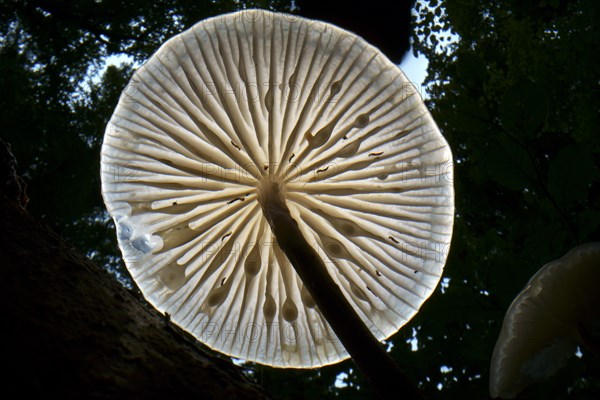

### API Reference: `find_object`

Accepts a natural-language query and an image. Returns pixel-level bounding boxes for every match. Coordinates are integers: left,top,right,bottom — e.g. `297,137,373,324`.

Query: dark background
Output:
1,0,598,398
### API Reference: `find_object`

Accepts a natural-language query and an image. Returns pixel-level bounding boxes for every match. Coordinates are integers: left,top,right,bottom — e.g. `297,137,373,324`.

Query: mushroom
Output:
101,9,454,396
489,243,600,398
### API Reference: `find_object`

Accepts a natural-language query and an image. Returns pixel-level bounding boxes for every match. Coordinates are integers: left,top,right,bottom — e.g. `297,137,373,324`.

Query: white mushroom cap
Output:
489,243,600,398
101,10,454,368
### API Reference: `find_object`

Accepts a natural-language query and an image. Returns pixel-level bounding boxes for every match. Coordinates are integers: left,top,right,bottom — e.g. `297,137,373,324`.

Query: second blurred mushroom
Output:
490,243,600,398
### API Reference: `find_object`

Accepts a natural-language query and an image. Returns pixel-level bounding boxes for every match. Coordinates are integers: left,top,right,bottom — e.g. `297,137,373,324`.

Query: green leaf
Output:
500,79,548,138
548,144,598,207
484,135,536,190
457,52,486,84
439,96,489,133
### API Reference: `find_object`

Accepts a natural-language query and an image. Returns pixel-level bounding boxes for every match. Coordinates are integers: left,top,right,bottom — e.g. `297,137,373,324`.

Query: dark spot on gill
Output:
231,141,241,151
316,166,329,173
265,86,274,113
264,164,269,171
227,197,245,205
395,130,410,139
172,201,178,206
221,277,227,286
308,119,337,148
366,286,377,297
289,153,295,163
388,236,399,244
375,270,382,277
289,71,298,87
158,158,174,166
354,114,370,128
222,232,232,242
330,80,342,97
369,151,384,157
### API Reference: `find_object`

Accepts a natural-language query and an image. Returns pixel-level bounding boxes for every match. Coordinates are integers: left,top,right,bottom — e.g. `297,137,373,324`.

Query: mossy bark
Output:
1,140,273,400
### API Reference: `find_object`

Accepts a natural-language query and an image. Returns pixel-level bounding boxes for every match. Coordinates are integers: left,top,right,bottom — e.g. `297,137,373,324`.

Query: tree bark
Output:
1,140,273,399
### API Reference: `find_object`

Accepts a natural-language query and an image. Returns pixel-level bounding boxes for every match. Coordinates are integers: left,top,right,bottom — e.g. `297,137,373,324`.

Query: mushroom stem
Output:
258,179,425,400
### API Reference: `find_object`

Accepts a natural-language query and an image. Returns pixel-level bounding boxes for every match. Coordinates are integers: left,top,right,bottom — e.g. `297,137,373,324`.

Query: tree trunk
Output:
1,140,273,399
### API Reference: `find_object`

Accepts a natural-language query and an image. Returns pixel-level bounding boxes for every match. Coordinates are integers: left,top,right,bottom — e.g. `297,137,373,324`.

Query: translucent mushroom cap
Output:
100,10,454,368
489,243,600,398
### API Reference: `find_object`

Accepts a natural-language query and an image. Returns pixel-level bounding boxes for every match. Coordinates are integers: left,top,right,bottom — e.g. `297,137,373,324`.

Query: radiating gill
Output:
263,292,277,323
244,243,262,277
282,298,299,322
158,263,187,291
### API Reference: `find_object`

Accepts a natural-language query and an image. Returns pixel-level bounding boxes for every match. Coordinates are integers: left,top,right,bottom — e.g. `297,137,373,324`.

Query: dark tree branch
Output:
258,180,425,400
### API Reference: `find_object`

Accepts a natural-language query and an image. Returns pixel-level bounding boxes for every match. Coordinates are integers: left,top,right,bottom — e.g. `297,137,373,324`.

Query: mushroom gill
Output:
101,10,454,369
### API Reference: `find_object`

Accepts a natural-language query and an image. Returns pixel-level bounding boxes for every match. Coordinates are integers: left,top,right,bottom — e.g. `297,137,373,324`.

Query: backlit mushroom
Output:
100,9,453,392
489,243,600,398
